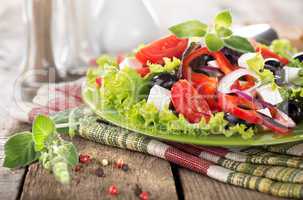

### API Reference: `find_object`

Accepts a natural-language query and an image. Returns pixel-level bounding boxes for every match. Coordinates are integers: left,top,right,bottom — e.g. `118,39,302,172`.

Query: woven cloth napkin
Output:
11,79,303,199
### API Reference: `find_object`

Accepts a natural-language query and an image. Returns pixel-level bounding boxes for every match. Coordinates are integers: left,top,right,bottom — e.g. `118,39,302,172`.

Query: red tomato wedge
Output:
171,80,211,123
136,35,188,64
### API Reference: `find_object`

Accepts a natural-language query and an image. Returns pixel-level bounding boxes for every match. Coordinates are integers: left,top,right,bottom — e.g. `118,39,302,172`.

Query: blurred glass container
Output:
99,0,160,54
51,0,160,77
20,0,61,101
51,0,103,78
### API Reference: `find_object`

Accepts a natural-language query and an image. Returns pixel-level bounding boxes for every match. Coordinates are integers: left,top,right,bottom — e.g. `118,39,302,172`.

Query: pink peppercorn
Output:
139,191,149,200
79,154,92,164
108,185,119,196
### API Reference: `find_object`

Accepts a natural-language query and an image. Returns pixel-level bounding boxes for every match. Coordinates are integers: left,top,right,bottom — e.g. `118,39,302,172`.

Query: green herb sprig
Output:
169,10,254,53
3,115,78,184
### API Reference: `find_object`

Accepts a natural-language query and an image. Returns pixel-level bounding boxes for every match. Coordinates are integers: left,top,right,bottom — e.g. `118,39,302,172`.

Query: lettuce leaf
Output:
270,39,297,60
147,57,181,74
246,53,277,89
100,67,150,112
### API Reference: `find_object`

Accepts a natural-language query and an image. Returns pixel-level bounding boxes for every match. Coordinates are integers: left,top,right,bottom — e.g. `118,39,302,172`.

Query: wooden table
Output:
1,1,303,199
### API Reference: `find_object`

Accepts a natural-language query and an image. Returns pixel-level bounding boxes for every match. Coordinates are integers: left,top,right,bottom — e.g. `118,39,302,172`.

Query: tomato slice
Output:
256,45,289,65
171,80,211,123
136,35,188,64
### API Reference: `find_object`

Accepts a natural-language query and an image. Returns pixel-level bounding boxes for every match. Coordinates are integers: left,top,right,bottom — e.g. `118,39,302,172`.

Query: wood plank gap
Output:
16,166,28,200
170,164,184,200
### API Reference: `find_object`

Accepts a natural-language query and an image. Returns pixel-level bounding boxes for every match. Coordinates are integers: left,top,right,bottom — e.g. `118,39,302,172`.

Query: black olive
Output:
224,113,248,126
279,100,303,123
151,73,177,89
263,58,285,85
264,58,282,68
293,52,303,62
190,54,214,71
221,47,243,65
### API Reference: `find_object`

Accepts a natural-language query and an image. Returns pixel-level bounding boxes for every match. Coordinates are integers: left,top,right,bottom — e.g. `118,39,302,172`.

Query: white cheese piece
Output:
207,60,219,68
283,66,301,83
237,53,256,68
256,84,283,105
257,108,272,118
147,85,171,111
119,57,142,70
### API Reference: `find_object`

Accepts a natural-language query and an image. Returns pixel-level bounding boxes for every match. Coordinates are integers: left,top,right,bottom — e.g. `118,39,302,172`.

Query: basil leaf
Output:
223,35,254,53
215,10,232,28
33,115,55,151
169,20,208,38
205,33,224,51
3,132,40,168
215,26,233,38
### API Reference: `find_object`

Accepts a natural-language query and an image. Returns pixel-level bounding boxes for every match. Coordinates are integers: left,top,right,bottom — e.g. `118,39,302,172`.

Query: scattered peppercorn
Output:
79,154,92,164
95,167,105,177
134,184,142,196
115,159,124,169
139,191,149,200
74,165,82,172
122,164,129,172
101,159,109,166
108,185,119,196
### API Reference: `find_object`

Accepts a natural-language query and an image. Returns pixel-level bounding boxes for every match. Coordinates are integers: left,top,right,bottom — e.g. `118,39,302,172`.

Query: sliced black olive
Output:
189,54,214,70
264,58,282,68
221,47,243,65
151,73,177,90
279,100,303,123
224,113,249,126
264,58,285,85
293,52,303,62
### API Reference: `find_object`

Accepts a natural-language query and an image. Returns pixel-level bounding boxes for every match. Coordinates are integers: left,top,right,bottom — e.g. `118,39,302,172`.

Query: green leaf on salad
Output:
3,132,40,168
205,33,224,51
32,115,56,151
215,26,233,38
148,57,181,74
169,20,208,38
100,67,150,112
223,35,254,53
215,10,232,28
270,39,297,59
246,53,277,88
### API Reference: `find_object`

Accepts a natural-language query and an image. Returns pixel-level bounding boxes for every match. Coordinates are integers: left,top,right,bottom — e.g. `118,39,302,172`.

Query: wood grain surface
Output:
21,136,178,200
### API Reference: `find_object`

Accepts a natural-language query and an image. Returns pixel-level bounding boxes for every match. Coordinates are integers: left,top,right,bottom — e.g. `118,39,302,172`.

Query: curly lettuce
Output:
125,102,255,139
147,57,181,74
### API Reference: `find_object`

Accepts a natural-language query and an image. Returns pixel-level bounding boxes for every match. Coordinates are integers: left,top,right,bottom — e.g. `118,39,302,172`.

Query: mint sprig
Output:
3,115,78,184
169,10,254,53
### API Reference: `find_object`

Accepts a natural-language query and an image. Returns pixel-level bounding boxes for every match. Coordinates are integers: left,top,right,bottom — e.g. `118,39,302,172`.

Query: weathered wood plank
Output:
178,168,289,200
0,118,31,200
21,136,178,200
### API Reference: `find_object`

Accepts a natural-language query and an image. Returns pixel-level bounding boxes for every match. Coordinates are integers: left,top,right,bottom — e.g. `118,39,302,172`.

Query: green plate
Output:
82,86,303,146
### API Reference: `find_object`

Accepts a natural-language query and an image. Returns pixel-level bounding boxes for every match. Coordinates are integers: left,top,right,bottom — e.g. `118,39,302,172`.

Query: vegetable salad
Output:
87,10,303,139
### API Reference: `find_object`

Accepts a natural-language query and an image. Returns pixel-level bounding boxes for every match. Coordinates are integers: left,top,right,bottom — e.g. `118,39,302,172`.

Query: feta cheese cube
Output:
256,84,283,105
119,57,142,70
147,85,171,111
283,66,301,83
